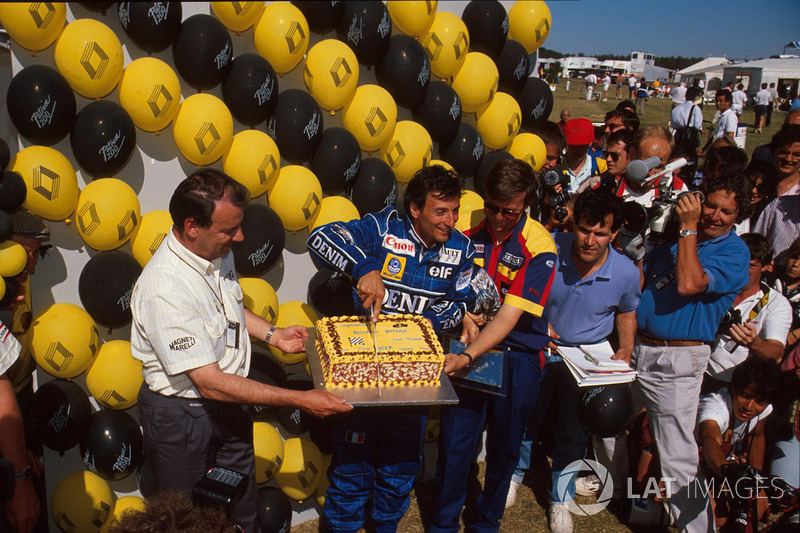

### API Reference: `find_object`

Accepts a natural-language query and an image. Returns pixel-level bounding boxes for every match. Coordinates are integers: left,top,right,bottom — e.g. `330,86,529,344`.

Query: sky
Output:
442,0,800,62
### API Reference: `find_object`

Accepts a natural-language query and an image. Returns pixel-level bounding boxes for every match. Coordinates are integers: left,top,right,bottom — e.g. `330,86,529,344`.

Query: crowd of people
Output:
2,99,799,533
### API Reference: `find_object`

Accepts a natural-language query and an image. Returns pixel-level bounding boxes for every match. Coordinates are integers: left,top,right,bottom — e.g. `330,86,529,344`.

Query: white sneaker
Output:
505,480,520,508
574,474,602,496
549,503,573,533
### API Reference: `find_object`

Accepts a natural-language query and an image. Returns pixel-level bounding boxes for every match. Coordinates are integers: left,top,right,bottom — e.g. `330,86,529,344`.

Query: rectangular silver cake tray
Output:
304,327,460,407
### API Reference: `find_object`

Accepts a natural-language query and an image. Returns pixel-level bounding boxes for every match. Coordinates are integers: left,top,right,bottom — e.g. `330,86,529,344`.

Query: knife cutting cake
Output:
315,314,444,388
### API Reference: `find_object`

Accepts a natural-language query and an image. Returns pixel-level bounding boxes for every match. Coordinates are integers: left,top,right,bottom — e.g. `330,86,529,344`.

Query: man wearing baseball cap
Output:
563,118,607,192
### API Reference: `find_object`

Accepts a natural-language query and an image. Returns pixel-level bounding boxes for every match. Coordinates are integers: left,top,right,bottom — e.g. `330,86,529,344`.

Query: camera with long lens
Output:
541,168,571,222
718,307,743,334
647,190,704,245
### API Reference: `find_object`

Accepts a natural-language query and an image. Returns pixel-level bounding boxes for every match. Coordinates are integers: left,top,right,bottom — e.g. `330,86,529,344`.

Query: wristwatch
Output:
264,325,276,344
15,466,33,481
678,228,697,238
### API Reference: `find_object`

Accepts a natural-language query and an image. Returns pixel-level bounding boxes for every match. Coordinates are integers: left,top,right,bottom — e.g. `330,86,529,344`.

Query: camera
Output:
718,308,743,334
541,168,571,222
192,466,248,517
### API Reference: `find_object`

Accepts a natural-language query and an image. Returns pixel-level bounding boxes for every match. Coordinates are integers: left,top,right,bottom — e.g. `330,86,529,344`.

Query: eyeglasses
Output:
775,148,800,160
602,150,623,162
484,201,523,219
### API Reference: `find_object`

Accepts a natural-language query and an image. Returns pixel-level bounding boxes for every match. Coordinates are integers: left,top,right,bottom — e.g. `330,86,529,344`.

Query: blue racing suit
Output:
307,206,476,532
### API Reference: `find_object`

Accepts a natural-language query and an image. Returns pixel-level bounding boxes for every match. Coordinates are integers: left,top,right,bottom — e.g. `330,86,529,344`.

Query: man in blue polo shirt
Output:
636,171,751,533
505,189,641,533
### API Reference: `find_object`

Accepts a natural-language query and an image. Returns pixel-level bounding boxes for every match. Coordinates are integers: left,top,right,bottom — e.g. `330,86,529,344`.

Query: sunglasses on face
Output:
602,150,623,162
546,154,563,164
484,201,523,219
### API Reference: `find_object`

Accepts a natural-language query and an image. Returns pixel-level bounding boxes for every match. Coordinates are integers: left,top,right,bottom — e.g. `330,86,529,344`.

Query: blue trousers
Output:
431,349,545,533
323,411,426,533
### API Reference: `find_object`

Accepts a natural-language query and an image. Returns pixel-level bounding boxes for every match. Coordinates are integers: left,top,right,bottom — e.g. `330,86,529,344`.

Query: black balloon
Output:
310,127,362,195
277,379,315,435
172,14,232,91
578,383,634,438
349,158,397,217
80,2,115,14
267,89,323,165
231,204,285,276
517,76,554,130
376,35,431,109
79,251,142,329
118,2,182,53
0,138,9,171
222,54,279,128
293,0,343,34
440,123,485,179
7,65,76,146
474,150,513,198
496,39,530,97
337,1,392,66
0,212,11,242
308,269,355,317
80,410,143,480
32,379,92,453
248,353,287,419
0,171,27,212
412,81,462,144
70,101,137,178
257,487,292,533
462,0,508,58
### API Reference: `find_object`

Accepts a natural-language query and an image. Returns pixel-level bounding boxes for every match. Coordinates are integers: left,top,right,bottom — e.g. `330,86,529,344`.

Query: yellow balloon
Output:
130,210,173,268
118,57,181,133
253,421,285,484
342,84,397,153
86,340,143,410
267,165,321,232
253,2,309,75
173,94,234,166
427,159,454,172
419,12,470,79
268,301,317,365
313,453,332,507
476,93,522,150
0,2,66,52
223,130,280,198
100,495,146,533
75,179,141,251
31,303,100,379
455,190,486,233
0,241,27,277
303,39,359,113
309,196,360,232
386,0,437,37
508,0,552,54
54,19,124,99
508,133,548,172
52,471,114,533
379,121,433,183
0,277,5,302
239,277,279,324
11,146,78,221
275,437,323,501
212,1,265,33
451,52,499,114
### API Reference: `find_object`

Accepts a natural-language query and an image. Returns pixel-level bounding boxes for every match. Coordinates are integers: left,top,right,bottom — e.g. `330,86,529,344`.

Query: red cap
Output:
564,118,594,146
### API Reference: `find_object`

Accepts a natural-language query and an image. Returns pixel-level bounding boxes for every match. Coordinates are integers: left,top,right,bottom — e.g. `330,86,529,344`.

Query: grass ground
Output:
289,80,788,533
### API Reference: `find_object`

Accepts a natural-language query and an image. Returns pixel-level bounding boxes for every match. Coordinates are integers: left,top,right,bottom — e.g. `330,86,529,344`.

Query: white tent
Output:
675,57,732,91
722,57,800,98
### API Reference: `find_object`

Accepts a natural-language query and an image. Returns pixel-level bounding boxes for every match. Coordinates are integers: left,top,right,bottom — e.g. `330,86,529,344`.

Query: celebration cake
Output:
315,314,444,388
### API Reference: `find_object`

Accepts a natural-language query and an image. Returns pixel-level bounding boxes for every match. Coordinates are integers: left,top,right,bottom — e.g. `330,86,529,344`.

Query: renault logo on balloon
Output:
28,2,56,29
77,202,101,236
302,192,321,220
285,21,306,53
33,165,60,201
117,210,138,241
330,57,352,88
44,342,75,373
453,32,468,59
365,107,387,138
194,122,221,155
147,84,173,119
80,42,110,80
257,153,278,185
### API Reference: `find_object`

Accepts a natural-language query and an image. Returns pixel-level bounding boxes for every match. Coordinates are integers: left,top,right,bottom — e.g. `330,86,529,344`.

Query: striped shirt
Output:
131,230,250,398
0,321,21,376
754,194,800,265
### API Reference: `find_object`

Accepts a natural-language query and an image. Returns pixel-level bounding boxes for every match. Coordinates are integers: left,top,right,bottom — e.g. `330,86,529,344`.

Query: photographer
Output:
704,234,791,394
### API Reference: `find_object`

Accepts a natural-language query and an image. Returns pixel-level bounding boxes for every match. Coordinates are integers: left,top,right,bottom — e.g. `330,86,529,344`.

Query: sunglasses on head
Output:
602,151,622,162
484,201,522,219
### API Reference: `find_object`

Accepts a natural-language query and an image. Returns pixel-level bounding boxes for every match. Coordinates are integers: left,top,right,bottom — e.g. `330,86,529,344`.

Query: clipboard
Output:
446,337,508,396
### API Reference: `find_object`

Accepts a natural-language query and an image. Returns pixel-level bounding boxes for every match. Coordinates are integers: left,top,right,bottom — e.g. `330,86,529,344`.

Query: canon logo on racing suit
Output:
383,235,416,256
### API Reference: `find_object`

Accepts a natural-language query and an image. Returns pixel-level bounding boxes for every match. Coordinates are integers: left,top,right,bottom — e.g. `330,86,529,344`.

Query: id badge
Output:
226,321,240,348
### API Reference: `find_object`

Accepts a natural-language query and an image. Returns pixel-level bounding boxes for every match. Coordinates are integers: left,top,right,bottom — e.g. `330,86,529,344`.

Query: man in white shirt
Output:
731,84,748,116
700,90,737,156
131,169,351,532
628,75,637,98
602,73,611,101
671,87,705,152
705,233,792,389
585,73,598,101
754,83,772,134
671,82,687,109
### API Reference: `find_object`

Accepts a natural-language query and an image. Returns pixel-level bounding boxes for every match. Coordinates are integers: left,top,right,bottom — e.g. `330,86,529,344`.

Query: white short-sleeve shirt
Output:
0,322,21,376
696,389,772,452
707,287,792,381
713,109,738,139
131,230,251,398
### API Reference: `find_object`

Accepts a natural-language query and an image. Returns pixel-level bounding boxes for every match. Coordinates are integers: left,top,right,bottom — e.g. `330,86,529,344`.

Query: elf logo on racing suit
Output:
381,254,406,281
428,265,454,279
383,235,415,256
438,247,462,265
